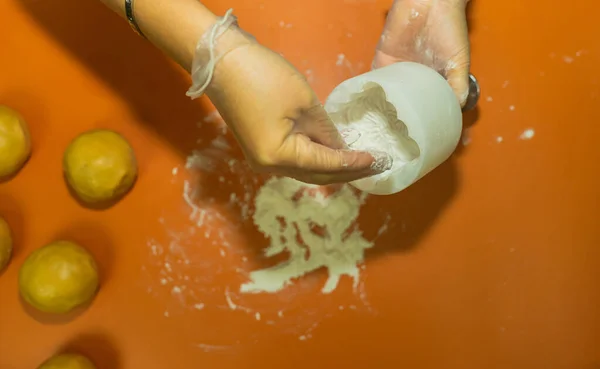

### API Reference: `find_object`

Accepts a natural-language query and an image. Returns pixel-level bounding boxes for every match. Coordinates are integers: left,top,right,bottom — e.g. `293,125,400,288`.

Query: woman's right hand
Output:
204,30,392,185
98,0,391,185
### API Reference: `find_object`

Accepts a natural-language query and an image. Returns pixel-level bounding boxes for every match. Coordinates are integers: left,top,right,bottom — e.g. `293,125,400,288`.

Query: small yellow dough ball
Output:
0,216,13,272
38,353,96,369
19,241,99,314
0,106,31,178
64,129,137,204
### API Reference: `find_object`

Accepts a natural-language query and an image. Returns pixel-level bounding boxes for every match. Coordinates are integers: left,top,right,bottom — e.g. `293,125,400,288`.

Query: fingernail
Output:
340,129,361,146
369,151,393,172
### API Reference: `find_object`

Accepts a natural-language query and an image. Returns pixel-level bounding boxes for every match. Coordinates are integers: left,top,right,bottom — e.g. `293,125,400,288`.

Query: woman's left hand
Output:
373,0,471,107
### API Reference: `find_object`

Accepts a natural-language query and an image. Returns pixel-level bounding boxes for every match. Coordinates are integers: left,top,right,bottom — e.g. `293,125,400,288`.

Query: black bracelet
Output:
125,0,146,38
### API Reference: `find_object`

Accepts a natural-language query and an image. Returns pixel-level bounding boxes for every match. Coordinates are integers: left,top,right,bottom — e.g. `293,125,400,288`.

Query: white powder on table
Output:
519,128,535,140
240,177,373,294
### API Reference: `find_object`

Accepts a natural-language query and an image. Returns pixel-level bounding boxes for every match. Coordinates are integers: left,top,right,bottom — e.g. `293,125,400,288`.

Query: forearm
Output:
99,0,217,71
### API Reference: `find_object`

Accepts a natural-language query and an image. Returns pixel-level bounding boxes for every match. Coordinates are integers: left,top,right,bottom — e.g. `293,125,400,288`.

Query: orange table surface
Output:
1,0,599,368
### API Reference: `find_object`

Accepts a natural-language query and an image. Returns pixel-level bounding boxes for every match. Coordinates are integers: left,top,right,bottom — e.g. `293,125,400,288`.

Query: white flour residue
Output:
240,177,373,294
561,49,588,64
335,53,361,76
203,110,222,123
444,60,458,74
519,128,535,140
374,213,392,239
141,111,385,344
462,128,472,146
194,343,233,352
304,69,314,83
563,55,574,64
327,82,419,194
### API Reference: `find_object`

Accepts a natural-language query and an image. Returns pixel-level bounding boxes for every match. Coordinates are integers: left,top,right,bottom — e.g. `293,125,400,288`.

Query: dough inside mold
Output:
328,82,420,193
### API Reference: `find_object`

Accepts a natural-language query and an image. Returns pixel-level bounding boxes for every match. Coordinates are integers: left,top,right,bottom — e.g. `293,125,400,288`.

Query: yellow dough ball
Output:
0,106,31,178
19,241,99,313
64,129,137,204
38,353,96,369
0,216,13,272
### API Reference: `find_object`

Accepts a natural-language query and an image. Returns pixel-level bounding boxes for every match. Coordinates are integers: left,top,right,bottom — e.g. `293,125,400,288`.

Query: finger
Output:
340,128,361,146
289,171,377,186
373,0,431,70
294,105,347,149
275,164,383,185
278,134,392,174
445,62,470,107
381,0,430,46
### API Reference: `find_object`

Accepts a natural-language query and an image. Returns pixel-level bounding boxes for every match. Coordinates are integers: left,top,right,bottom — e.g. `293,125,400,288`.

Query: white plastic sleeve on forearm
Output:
186,9,245,99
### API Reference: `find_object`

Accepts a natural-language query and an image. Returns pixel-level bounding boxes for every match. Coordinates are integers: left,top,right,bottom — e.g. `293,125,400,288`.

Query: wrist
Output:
104,0,219,70
136,0,218,70
205,27,256,89
186,12,256,100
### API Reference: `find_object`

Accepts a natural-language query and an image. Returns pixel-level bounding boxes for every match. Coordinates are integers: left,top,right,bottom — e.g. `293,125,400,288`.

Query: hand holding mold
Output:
373,0,470,107
206,39,392,185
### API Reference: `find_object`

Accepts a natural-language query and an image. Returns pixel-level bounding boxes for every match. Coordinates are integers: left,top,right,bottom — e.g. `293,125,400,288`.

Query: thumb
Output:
279,134,393,177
